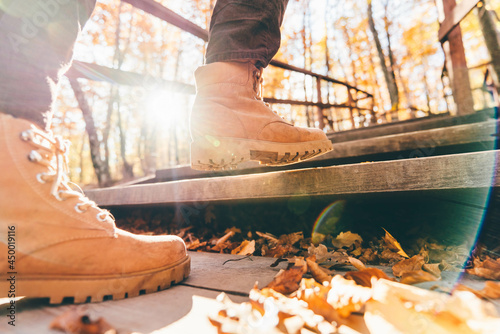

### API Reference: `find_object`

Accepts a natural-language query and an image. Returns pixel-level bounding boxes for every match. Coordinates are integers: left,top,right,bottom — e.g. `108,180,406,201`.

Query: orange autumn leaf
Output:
467,257,500,280
455,281,500,299
345,268,391,288
348,256,367,271
231,240,255,256
483,281,500,299
327,275,373,318
296,278,342,323
382,228,409,258
422,263,442,278
392,255,425,277
399,270,438,285
50,309,115,334
266,258,307,294
306,256,332,284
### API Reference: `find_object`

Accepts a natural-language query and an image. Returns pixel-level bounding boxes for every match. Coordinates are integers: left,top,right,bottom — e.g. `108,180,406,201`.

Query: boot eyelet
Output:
36,173,47,184
96,212,108,222
74,203,87,213
55,190,66,201
20,130,32,141
28,150,42,162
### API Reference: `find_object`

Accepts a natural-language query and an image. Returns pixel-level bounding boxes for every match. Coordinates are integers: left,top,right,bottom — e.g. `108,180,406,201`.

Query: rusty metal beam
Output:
123,0,209,41
269,60,372,96
67,61,196,94
438,0,480,42
263,97,374,111
121,0,372,97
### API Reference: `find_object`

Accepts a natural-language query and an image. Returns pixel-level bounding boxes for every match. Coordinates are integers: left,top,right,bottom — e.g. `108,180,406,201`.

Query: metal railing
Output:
68,0,376,131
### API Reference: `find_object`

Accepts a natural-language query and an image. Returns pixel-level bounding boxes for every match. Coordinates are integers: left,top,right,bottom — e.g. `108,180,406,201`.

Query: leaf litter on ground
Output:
57,215,500,334
188,227,500,333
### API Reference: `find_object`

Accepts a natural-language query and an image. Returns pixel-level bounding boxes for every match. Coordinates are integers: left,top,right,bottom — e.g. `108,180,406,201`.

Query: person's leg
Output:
205,0,288,69
0,1,189,303
190,0,333,171
0,0,96,128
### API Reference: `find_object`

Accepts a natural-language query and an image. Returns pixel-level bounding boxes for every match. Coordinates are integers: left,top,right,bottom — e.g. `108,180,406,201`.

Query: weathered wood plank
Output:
1,252,284,334
5,252,498,334
2,287,238,334
86,150,500,206
327,111,489,143
322,119,498,160
148,120,497,183
182,252,287,294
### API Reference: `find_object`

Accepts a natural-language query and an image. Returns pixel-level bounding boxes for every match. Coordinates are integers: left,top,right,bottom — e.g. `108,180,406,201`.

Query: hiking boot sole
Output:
0,255,190,304
191,136,333,171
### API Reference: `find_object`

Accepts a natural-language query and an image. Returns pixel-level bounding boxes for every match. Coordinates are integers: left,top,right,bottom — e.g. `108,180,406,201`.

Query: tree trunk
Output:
113,2,134,179
383,1,400,112
301,1,312,127
116,95,134,180
477,3,500,95
367,0,400,114
69,78,112,187
437,0,475,115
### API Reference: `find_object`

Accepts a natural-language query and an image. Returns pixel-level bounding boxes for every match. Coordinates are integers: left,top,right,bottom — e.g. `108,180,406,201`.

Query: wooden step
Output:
147,119,498,184
327,109,491,143
85,150,500,207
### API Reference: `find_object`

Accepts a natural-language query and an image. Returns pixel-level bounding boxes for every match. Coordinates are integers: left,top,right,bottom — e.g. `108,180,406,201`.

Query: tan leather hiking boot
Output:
0,113,190,304
190,61,333,171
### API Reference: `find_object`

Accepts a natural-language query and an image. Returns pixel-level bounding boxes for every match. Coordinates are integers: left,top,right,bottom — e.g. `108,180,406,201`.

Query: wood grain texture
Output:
143,119,497,184
85,150,500,206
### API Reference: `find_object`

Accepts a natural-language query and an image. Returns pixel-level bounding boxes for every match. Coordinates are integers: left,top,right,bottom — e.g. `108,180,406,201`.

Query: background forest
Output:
52,0,500,187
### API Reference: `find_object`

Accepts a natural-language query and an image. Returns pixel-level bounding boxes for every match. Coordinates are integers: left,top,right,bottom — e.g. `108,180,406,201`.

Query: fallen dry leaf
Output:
382,228,409,258
306,256,332,284
212,230,235,252
266,258,308,294
379,248,406,263
422,263,442,278
365,279,500,334
256,231,279,246
261,243,298,258
231,240,255,256
327,275,373,318
483,281,500,299
399,270,439,285
331,231,363,249
307,243,329,261
321,251,351,268
455,281,500,300
392,255,425,277
50,309,116,334
250,287,337,333
348,256,367,271
278,231,304,246
359,248,377,264
345,268,391,288
296,278,342,323
467,257,500,280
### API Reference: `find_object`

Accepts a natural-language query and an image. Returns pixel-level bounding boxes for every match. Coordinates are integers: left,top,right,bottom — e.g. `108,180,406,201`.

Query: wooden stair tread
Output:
85,150,500,207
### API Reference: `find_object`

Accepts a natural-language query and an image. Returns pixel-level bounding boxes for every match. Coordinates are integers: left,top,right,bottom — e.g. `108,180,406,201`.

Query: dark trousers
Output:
0,0,288,127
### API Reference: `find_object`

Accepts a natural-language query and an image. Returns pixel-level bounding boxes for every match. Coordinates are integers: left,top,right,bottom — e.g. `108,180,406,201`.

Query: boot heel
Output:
190,136,250,171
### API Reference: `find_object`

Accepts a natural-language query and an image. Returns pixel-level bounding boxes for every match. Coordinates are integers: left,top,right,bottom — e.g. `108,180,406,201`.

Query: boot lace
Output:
20,126,114,223
253,69,286,121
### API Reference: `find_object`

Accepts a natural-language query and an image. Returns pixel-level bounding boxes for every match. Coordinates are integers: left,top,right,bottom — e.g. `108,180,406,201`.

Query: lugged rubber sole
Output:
191,135,334,171
0,255,190,304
